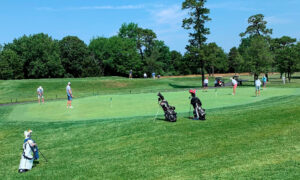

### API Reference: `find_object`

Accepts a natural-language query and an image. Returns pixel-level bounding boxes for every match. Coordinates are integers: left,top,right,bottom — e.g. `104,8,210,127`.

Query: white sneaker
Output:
69,106,73,109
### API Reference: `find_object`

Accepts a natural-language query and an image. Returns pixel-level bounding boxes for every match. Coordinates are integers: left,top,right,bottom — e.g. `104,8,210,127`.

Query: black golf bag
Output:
194,104,206,120
190,96,206,120
158,92,177,122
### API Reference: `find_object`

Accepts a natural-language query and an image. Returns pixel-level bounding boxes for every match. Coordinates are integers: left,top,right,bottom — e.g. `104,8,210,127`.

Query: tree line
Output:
0,1,300,80
182,0,300,85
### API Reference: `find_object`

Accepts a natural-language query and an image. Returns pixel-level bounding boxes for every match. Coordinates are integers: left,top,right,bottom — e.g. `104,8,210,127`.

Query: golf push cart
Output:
214,77,225,87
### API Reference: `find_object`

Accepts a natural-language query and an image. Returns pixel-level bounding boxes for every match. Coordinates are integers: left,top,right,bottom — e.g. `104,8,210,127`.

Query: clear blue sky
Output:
1,0,299,53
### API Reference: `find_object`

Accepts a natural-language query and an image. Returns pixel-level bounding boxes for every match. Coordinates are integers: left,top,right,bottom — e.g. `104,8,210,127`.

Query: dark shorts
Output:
67,95,72,101
204,83,208,87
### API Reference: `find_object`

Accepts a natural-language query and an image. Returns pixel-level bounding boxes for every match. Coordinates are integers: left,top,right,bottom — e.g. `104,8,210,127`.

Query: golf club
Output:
38,149,48,162
153,104,160,121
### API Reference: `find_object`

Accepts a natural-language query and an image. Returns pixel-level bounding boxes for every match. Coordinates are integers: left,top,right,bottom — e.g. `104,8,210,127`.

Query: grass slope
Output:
0,86,299,179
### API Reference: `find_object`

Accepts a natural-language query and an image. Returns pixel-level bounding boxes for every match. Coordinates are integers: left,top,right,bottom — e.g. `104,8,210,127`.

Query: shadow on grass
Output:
168,83,202,89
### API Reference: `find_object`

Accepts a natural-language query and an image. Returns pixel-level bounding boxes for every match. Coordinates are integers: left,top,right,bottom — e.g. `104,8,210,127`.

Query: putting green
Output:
6,87,300,122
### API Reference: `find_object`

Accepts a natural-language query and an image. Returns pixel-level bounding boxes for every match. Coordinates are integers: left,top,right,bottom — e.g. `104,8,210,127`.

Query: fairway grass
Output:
0,84,299,179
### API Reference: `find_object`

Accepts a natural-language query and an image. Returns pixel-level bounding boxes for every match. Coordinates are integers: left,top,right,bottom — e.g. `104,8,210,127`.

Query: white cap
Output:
24,129,32,139
68,82,71,85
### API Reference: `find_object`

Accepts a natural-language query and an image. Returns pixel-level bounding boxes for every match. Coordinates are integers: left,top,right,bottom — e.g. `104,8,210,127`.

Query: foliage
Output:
59,36,90,77
203,43,228,75
272,36,298,81
0,49,23,79
89,36,142,76
182,0,211,86
228,47,244,74
240,14,272,37
242,36,273,77
4,33,65,78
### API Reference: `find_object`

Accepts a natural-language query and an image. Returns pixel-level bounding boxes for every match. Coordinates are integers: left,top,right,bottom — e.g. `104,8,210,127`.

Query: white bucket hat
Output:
24,129,32,139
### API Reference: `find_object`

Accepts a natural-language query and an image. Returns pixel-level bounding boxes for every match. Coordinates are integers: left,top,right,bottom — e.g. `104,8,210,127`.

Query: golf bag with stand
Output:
189,90,206,120
194,104,206,120
157,92,177,122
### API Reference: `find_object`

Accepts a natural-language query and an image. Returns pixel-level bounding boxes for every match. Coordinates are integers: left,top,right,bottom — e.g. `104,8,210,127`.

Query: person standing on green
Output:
262,75,267,88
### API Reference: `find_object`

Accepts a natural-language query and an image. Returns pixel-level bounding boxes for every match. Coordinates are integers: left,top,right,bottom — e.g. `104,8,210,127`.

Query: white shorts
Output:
38,95,44,99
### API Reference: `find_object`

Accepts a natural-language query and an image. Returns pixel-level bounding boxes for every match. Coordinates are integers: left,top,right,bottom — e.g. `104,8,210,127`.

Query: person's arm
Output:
69,89,72,97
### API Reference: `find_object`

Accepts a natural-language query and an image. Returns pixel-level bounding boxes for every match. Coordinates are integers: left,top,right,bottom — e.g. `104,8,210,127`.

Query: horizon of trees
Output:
0,6,300,81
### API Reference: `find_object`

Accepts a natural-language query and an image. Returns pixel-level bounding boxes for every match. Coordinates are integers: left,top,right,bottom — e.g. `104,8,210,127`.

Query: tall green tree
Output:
118,23,157,61
243,36,273,80
4,33,64,78
59,36,90,77
203,43,228,76
240,14,273,80
89,36,142,76
240,14,273,37
0,49,23,79
170,50,184,75
182,0,211,86
272,36,298,82
228,47,244,74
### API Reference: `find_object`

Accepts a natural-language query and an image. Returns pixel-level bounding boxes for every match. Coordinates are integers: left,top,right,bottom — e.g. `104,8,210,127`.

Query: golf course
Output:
0,74,299,179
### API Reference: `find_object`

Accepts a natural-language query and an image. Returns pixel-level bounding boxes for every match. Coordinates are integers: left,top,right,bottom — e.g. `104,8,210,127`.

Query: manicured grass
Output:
6,87,300,122
0,74,299,179
1,72,299,104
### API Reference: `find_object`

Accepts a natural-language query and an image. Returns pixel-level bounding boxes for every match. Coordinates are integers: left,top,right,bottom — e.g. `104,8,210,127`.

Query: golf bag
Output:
194,104,206,120
158,92,177,122
190,96,206,120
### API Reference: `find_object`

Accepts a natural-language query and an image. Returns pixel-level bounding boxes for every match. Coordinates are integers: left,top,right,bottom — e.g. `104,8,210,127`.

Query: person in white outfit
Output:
255,78,262,96
37,86,44,104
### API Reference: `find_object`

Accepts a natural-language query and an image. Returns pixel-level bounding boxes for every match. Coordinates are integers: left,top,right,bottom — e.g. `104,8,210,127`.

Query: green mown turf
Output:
1,73,300,104
0,82,299,179
5,87,300,122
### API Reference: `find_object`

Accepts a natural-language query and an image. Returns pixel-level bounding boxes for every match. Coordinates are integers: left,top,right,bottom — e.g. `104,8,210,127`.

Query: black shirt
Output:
190,96,202,108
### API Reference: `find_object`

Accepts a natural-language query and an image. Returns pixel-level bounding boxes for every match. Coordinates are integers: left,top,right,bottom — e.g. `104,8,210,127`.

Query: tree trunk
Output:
211,66,215,77
280,73,282,79
265,73,269,82
139,48,144,61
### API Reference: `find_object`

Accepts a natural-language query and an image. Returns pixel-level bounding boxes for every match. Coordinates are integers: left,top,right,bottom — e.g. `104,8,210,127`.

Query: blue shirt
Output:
66,85,72,96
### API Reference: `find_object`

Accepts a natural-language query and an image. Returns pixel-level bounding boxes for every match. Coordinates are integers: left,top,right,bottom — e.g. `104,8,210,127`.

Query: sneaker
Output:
69,106,73,109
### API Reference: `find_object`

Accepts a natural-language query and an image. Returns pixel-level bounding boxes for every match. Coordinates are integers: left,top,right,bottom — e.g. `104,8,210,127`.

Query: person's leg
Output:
67,96,70,108
233,86,236,95
42,96,44,103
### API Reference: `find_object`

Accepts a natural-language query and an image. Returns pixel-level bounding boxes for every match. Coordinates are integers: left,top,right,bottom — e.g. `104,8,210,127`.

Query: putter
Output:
38,149,48,162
